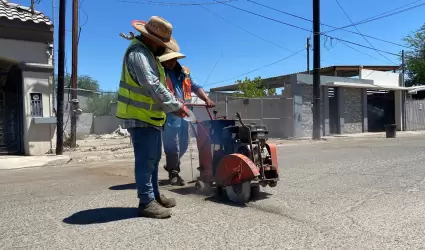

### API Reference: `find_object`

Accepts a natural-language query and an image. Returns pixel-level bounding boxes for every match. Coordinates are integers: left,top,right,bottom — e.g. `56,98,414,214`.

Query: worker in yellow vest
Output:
158,49,215,186
116,17,187,219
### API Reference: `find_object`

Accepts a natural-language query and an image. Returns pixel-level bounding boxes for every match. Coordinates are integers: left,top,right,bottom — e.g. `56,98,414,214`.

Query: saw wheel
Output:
225,181,251,204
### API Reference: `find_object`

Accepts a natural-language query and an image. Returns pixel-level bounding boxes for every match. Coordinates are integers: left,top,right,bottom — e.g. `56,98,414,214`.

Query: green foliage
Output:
55,74,115,116
403,23,425,87
86,92,118,116
56,73,100,91
232,76,277,98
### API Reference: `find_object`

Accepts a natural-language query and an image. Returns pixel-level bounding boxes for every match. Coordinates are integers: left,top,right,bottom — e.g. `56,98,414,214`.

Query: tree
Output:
54,74,116,116
232,76,277,98
85,92,118,116
55,73,100,91
403,23,425,87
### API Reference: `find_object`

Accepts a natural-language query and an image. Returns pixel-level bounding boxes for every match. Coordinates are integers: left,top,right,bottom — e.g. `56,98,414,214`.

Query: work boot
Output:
138,200,171,219
156,194,176,208
169,172,185,186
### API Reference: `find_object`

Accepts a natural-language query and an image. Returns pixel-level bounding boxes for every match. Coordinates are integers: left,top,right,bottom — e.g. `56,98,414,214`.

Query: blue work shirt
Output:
165,66,202,128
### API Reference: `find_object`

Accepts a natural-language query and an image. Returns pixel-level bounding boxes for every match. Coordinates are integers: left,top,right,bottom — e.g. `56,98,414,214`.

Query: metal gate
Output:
0,65,24,155
405,95,425,131
367,90,395,132
328,87,339,134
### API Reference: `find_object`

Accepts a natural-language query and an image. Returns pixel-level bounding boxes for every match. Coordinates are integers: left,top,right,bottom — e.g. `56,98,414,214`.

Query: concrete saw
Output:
225,181,251,204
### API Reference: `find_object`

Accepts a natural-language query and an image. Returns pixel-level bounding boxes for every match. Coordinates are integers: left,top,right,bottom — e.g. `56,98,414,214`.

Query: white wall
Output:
22,71,55,155
394,90,403,130
0,39,50,64
361,69,400,87
361,69,404,130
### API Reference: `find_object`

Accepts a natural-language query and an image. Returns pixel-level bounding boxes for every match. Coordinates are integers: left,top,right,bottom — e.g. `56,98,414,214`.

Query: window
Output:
30,93,43,117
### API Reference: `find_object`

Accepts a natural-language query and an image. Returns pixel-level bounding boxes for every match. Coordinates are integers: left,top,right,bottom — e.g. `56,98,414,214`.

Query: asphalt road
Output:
1,136,425,249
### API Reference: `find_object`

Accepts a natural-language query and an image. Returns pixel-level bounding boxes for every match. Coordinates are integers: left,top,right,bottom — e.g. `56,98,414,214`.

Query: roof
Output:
327,81,408,91
0,0,52,26
210,65,401,91
295,65,400,78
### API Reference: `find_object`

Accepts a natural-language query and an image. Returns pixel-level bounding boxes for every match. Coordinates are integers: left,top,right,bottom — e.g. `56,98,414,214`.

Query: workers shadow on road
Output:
109,183,136,190
109,181,170,191
204,191,273,207
168,185,272,208
63,207,138,225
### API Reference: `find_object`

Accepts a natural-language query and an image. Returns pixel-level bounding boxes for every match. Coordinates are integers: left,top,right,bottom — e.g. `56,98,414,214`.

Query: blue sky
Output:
14,0,425,91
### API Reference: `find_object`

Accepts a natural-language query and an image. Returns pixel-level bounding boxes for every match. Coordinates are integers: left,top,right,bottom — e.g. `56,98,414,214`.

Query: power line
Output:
217,1,400,56
200,5,294,53
219,1,312,32
246,0,411,49
206,48,305,86
117,0,236,6
338,40,383,62
358,0,423,23
79,0,89,29
201,5,341,66
334,0,395,64
325,1,425,34
203,51,223,86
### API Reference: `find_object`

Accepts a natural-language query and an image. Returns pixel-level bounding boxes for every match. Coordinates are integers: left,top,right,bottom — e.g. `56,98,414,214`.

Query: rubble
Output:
113,125,130,137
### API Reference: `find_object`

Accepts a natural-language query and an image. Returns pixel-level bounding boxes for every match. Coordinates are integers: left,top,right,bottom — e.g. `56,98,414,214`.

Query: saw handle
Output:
184,103,213,120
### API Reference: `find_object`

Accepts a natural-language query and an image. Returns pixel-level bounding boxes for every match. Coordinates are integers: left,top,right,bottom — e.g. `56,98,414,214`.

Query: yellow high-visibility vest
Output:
116,38,167,126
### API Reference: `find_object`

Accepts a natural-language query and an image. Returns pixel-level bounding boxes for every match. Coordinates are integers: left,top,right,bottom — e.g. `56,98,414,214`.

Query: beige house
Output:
0,0,55,155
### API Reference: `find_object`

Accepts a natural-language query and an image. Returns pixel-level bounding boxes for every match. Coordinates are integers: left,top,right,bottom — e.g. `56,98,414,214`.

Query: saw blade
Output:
225,181,251,204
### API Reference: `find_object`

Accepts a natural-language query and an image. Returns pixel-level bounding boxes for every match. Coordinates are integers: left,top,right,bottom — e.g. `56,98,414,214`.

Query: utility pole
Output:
56,0,66,155
401,50,406,131
70,0,79,148
51,0,56,115
312,0,321,140
307,37,311,74
30,0,34,12
401,50,405,87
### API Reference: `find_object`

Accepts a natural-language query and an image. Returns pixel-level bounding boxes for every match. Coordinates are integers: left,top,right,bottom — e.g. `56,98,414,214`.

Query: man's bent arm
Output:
190,75,211,103
127,47,182,113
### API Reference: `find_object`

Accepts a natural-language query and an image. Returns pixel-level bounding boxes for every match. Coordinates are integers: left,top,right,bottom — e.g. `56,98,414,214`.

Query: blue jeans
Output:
128,127,162,205
163,120,189,174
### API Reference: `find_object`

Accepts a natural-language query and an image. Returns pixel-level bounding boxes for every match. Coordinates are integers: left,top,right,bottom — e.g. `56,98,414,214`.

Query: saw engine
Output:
195,112,279,204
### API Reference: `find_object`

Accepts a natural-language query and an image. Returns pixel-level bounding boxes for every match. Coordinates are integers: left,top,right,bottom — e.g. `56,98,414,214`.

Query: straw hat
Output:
131,16,179,52
158,48,186,62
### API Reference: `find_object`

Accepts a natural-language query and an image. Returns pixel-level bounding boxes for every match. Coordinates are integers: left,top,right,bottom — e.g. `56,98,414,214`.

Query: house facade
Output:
0,0,55,155
209,65,417,139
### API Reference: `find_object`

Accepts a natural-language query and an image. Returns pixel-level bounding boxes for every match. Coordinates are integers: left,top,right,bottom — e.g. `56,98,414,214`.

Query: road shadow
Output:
158,179,170,186
109,183,136,190
109,180,170,191
167,185,199,195
168,185,273,207
205,195,247,208
63,207,138,225
205,190,273,207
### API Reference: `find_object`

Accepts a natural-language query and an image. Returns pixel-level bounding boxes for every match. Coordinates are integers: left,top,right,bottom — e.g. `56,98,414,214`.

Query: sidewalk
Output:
323,130,425,140
0,155,70,170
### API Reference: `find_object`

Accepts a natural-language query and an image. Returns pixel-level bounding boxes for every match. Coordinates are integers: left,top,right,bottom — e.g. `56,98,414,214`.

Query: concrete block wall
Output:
63,112,94,139
209,92,289,138
292,84,326,138
281,85,294,138
295,84,314,138
293,84,364,137
341,88,363,133
92,116,121,135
